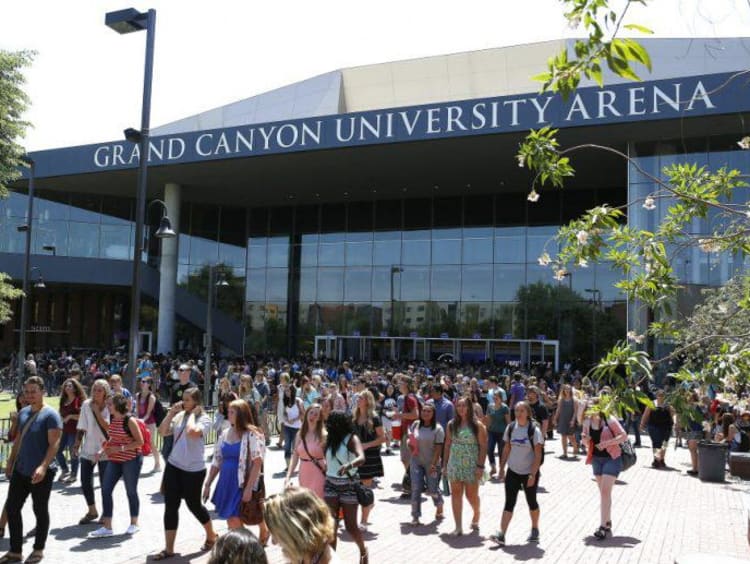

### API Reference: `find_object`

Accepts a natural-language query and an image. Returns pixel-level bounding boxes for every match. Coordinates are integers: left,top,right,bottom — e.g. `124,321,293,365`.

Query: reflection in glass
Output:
402,239,430,265
68,222,99,258
346,241,373,266
463,237,493,264
318,242,345,267
431,238,461,265
189,236,219,265
493,264,525,301
400,267,429,301
317,268,344,302
373,239,401,266
266,268,288,302
299,268,317,301
100,224,132,260
245,269,267,301
247,238,267,268
431,266,460,301
462,265,493,301
345,268,372,302
267,240,290,268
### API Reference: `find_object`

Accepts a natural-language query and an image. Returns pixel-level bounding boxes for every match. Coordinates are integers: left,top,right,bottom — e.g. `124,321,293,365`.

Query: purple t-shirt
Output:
510,382,526,406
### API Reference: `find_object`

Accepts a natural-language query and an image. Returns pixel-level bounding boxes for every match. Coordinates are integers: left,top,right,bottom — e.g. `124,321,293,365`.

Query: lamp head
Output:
154,216,176,239
216,274,230,288
124,128,142,143
33,276,45,289
105,8,149,34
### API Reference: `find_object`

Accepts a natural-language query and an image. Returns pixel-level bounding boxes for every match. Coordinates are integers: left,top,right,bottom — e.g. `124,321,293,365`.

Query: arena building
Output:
1,37,749,366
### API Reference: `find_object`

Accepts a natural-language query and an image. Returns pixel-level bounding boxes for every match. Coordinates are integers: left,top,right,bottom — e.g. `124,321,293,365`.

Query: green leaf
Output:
623,24,654,35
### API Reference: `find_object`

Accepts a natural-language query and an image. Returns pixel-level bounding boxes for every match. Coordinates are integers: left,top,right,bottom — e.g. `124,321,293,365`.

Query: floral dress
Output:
446,426,479,484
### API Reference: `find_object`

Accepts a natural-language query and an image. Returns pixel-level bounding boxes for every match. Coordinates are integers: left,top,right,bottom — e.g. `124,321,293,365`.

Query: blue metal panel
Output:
24,71,749,179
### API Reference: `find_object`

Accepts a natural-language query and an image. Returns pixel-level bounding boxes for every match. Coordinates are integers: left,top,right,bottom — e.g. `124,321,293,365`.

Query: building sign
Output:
25,72,750,178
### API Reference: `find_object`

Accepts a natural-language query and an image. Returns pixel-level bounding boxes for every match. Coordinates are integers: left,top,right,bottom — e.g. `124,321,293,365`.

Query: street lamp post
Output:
585,288,602,365
106,7,157,392
204,265,229,405
16,156,35,389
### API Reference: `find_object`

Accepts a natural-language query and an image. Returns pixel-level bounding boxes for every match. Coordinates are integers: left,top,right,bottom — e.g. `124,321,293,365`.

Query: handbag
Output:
239,432,266,525
334,435,374,507
605,420,637,471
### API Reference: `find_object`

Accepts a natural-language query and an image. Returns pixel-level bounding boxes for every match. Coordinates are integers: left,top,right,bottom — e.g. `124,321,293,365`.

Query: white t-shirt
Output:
168,411,211,472
77,399,111,461
503,422,544,475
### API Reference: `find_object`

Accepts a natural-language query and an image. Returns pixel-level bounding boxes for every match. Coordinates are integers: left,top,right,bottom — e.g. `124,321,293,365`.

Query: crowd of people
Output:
0,350,746,563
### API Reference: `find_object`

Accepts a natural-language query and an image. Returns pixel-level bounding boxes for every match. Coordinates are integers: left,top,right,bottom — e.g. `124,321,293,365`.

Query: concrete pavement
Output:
0,433,747,563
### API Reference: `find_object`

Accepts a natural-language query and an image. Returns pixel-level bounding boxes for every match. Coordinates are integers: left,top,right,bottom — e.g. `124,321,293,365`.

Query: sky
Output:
1,0,749,151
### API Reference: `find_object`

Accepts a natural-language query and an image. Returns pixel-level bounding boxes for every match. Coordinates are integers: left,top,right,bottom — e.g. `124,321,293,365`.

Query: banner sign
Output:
26,71,749,178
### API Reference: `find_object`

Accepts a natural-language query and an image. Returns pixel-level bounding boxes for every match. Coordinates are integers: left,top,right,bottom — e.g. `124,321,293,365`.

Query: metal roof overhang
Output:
12,113,747,207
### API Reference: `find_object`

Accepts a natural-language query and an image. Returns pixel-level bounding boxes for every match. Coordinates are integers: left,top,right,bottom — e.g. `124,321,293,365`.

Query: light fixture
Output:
16,224,28,233
154,215,176,238
216,274,230,287
42,244,56,255
33,276,45,289
105,7,149,34
124,127,142,143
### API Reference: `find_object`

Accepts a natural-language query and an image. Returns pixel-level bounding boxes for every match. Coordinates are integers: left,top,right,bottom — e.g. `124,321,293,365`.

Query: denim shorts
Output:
592,456,623,477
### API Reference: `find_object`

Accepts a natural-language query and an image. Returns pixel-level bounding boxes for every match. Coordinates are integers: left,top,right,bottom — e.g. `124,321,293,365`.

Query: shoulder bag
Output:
240,431,266,525
302,434,326,476
605,419,637,471
335,435,374,507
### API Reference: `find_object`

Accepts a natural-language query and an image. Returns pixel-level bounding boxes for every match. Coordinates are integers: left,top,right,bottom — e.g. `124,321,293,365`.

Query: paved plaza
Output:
0,435,747,564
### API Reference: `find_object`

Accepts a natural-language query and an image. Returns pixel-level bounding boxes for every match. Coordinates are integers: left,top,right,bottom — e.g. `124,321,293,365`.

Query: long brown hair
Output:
230,399,262,435
299,403,326,443
59,378,87,404
450,395,479,439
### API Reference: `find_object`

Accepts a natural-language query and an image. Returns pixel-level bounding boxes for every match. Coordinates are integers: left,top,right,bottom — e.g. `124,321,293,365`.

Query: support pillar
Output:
157,182,180,354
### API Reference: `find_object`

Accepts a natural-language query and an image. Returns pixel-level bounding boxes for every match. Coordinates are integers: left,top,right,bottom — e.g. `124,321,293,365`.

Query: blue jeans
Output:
101,455,143,519
487,431,505,467
410,460,443,519
592,456,623,477
80,457,108,507
55,432,79,476
283,425,298,461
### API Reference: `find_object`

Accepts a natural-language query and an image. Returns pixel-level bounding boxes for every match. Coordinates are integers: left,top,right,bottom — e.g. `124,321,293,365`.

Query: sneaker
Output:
490,531,506,546
57,471,69,483
126,524,140,535
686,469,699,476
88,527,114,538
385,448,393,455
64,474,77,484
410,518,421,526
527,528,540,543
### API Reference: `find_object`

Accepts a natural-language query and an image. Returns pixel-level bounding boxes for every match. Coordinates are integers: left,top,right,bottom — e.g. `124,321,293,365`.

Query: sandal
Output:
78,513,98,525
0,554,23,564
24,553,44,564
199,537,217,552
152,550,175,561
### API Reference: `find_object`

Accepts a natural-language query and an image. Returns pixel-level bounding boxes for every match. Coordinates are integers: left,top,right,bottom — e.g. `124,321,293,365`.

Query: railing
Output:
0,407,280,472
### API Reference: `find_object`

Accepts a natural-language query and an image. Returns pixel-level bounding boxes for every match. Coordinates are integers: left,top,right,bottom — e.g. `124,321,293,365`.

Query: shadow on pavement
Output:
68,535,128,552
49,525,91,541
490,543,546,561
145,549,205,562
438,530,484,548
398,522,439,536
583,535,641,548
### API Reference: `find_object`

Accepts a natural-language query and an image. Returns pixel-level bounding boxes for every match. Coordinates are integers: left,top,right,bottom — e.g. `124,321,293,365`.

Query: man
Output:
109,374,133,413
486,376,507,404
431,383,455,496
509,372,526,410
526,386,550,440
2,376,62,564
136,352,153,381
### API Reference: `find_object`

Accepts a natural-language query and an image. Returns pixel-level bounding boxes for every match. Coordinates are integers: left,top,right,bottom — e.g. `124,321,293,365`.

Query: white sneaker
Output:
125,524,140,535
88,527,114,538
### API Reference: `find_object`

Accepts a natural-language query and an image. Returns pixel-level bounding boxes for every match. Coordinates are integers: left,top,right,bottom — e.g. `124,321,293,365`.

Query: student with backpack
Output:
88,393,144,538
491,401,543,547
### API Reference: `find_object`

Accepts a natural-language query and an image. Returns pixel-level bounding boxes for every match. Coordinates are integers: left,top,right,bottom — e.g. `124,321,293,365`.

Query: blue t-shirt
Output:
15,406,63,477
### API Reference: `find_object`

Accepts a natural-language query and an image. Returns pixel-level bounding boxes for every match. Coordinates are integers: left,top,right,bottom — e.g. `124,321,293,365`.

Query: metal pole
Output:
204,265,214,405
17,160,35,390
390,268,395,338
127,9,156,393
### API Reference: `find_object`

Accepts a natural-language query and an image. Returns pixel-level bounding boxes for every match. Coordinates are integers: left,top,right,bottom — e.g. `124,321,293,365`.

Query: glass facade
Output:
1,187,629,361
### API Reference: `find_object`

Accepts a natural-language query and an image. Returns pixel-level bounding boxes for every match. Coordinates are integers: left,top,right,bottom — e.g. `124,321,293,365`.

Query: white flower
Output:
553,269,568,281
517,155,525,168
642,196,656,211
576,230,589,245
537,252,551,266
577,258,589,268
738,136,750,150
698,238,720,253
627,331,645,344
745,210,750,219
568,15,582,29
527,190,540,202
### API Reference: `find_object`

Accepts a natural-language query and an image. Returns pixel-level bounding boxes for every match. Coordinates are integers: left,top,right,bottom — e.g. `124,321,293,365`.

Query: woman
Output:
203,399,269,544
74,379,111,526
285,403,327,499
682,391,706,476
442,396,487,536
352,391,386,531
153,387,218,560
56,378,86,484
490,401,543,547
485,390,510,479
553,384,579,459
408,401,445,525
89,393,144,538
276,372,290,449
208,528,268,564
582,403,628,539
380,384,398,454
338,377,352,414
214,377,238,434
136,377,161,472
640,390,675,468
282,384,304,469
264,486,340,564
323,411,368,564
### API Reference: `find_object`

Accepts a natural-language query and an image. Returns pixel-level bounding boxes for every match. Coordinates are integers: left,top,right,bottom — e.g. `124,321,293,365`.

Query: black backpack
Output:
508,420,545,465
150,393,166,426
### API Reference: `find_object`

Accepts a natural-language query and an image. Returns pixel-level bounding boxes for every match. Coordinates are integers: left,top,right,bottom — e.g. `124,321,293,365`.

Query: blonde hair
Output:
352,390,377,431
263,487,334,561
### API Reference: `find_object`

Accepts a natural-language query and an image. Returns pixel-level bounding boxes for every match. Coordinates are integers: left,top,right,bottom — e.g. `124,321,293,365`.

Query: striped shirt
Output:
107,417,138,463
